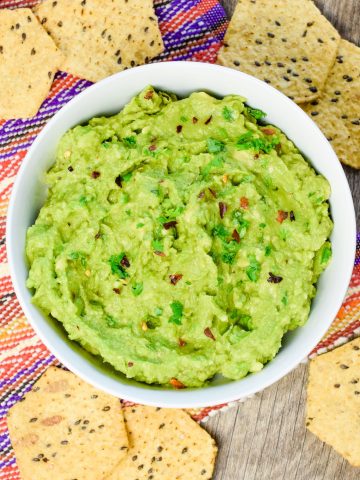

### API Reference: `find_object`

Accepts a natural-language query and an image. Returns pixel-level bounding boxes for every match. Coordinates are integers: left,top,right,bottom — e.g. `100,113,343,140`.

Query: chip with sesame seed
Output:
34,0,164,83
302,39,360,169
0,8,63,119
216,0,340,103
306,337,360,466
7,367,128,480
106,405,217,480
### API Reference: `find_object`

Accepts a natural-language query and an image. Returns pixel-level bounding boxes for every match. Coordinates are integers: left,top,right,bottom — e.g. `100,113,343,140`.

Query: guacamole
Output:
26,86,333,388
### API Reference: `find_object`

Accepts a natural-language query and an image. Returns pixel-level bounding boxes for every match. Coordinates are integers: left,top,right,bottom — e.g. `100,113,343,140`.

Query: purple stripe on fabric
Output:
0,355,54,392
155,0,202,20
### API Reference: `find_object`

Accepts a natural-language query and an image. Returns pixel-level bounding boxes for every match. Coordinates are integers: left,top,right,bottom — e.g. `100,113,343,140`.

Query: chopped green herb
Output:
232,210,249,238
152,239,164,252
265,245,272,256
154,307,163,316
136,222,145,228
102,142,111,149
217,276,224,285
185,280,192,285
105,315,117,327
109,253,129,279
123,136,137,148
132,282,143,296
150,188,160,196
69,251,80,260
201,156,224,177
247,106,266,120
120,192,129,204
212,224,230,241
125,209,131,216
236,131,280,153
79,195,89,206
122,172,133,182
259,223,266,228
321,245,332,264
221,240,240,264
246,255,260,282
169,301,183,325
69,251,86,267
207,138,225,153
180,115,188,122
222,106,234,122
281,292,288,306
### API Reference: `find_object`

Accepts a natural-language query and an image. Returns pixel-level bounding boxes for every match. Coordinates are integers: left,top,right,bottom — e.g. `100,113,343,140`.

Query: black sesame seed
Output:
48,71,52,79
265,60,271,66
233,60,240,66
98,424,104,429
302,30,307,37
32,458,40,462
347,77,353,82
307,21,314,27
102,406,110,411
334,90,341,95
29,417,38,422
355,391,360,395
38,454,44,459
287,68,292,73
331,98,338,103
304,78,312,83
16,23,20,29
22,33,26,41
277,62,284,67
354,346,360,350
43,458,48,463
309,86,318,93
0,46,3,54
144,26,149,32
201,469,207,475
159,423,165,429
61,440,68,445
255,61,261,67
302,56,309,62
131,60,135,67
275,20,281,26
281,38,287,42
292,72,299,77
311,112,319,116
138,465,144,470
157,446,163,452
52,1,57,5
334,383,340,388
74,420,81,425
41,17,47,24
27,15,32,21
310,100,318,106
318,38,324,43
31,48,36,55
57,21,63,27
291,57,297,63
264,79,271,84
352,120,360,125
182,447,188,454
340,364,349,369
81,0,86,5
350,378,359,384
283,76,290,81
132,455,138,461
255,39,262,44
267,32,275,38
150,40,154,46
343,74,349,79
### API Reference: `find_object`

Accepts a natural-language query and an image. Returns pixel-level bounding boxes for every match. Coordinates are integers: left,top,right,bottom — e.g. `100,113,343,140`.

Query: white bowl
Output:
7,62,356,408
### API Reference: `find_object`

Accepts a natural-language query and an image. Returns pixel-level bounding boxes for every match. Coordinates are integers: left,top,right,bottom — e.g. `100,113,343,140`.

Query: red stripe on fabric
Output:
0,151,26,183
312,318,360,354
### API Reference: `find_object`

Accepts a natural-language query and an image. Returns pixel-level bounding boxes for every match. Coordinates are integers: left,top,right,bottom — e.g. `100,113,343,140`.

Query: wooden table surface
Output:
205,2,360,479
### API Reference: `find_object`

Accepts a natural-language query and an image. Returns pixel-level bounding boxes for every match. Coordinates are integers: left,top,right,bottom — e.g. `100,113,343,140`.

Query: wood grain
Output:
206,2,360,479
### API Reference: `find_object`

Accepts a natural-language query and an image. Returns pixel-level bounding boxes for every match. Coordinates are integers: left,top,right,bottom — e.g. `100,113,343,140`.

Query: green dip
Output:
26,86,333,388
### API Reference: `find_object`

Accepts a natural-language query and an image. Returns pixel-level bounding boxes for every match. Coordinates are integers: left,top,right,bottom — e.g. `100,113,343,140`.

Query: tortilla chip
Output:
107,405,217,480
34,0,164,82
217,0,340,103
7,367,128,480
307,338,360,466
0,8,63,120
302,39,360,169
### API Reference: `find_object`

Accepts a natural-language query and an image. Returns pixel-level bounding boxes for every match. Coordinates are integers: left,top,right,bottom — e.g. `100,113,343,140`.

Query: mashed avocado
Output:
26,86,333,388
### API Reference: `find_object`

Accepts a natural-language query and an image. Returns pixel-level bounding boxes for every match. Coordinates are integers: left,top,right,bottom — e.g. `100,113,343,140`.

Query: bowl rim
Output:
6,61,356,408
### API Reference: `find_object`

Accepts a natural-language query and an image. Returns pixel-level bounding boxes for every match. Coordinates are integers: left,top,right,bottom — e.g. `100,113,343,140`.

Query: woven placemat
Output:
0,1,359,478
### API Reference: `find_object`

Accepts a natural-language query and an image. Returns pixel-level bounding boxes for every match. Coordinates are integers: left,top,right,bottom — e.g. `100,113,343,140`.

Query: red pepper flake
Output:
267,272,283,283
163,220,177,230
91,171,100,179
208,188,217,198
176,125,182,133
219,202,227,219
178,339,186,347
149,144,157,151
204,327,216,340
144,90,153,99
240,197,249,209
232,229,240,243
154,251,166,257
290,210,295,221
198,190,205,199
113,288,120,294
169,273,183,285
262,128,275,135
277,210,288,223
204,115,212,125
254,153,260,159
120,256,130,268
128,361,134,367
170,378,185,389
192,116,198,124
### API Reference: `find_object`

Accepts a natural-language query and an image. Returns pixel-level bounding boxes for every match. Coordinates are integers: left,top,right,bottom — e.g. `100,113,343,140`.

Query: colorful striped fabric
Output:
0,1,358,478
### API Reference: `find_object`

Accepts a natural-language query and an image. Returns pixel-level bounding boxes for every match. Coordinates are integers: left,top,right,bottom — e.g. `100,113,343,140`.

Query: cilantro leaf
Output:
265,245,272,256
132,282,143,296
169,301,183,325
247,106,266,120
222,106,234,122
152,239,164,252
207,138,225,153
109,253,129,279
221,240,240,264
123,136,137,148
246,255,260,282
212,224,230,241
321,245,332,264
